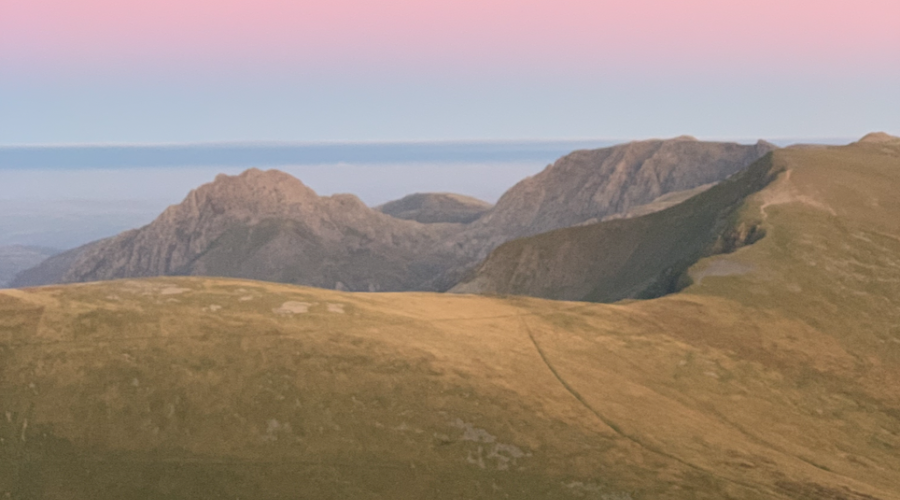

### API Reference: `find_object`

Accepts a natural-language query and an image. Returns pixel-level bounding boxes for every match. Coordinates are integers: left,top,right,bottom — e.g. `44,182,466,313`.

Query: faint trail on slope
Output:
516,312,618,434
759,169,836,220
516,311,774,498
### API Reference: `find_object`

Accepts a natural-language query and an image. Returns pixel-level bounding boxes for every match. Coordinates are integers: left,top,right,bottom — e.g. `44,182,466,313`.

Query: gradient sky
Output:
1,0,898,144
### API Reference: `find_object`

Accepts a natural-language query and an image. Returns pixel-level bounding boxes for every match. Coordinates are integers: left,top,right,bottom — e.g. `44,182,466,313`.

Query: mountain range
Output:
10,137,774,293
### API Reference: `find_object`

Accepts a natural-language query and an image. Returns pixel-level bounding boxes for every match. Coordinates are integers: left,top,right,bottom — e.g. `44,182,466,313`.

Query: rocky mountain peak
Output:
179,168,318,219
467,137,776,240
37,167,467,291
160,168,319,225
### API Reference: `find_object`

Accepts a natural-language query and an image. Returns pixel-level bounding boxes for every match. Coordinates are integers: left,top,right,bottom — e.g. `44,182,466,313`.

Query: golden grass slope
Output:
1,140,900,499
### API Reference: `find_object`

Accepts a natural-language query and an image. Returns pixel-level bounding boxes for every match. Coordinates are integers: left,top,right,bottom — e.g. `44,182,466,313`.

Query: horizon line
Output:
0,137,628,149
0,135,863,149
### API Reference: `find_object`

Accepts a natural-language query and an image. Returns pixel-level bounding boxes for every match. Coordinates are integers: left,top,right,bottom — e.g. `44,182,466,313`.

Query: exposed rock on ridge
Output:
470,137,775,241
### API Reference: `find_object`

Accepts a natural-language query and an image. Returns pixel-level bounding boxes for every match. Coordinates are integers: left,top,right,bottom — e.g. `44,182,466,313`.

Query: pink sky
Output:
3,0,899,76
1,0,897,144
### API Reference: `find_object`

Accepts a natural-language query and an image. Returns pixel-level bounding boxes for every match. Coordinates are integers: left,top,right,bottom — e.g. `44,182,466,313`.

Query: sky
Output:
1,0,899,144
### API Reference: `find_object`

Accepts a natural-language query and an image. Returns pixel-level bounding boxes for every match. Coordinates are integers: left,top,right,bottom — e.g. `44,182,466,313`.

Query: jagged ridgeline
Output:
1,136,899,498
11,137,774,292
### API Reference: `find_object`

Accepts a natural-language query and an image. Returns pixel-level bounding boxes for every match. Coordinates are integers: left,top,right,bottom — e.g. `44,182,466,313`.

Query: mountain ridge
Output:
427,138,776,288
11,138,775,292
451,153,779,301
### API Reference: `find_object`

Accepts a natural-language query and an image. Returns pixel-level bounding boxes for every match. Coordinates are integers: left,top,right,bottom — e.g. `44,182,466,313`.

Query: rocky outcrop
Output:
377,193,491,224
471,137,774,238
46,169,466,291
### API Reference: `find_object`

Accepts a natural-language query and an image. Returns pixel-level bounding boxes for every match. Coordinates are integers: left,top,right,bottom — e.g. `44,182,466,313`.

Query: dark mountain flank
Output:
429,137,776,288
451,153,780,301
377,192,492,223
453,135,900,301
13,138,775,292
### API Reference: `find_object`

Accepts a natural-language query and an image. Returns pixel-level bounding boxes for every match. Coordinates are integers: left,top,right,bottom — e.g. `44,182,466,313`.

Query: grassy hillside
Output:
1,140,900,499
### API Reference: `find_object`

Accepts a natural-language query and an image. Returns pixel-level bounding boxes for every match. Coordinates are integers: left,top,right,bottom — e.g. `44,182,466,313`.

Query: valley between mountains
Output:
2,134,899,499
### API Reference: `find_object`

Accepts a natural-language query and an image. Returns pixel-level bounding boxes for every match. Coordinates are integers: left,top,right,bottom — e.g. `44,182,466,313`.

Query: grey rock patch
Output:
273,301,312,314
451,419,528,471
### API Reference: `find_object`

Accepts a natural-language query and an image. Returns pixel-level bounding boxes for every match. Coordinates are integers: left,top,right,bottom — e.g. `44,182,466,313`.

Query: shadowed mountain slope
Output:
472,136,774,239
454,138,900,302
377,192,492,223
429,138,775,288
450,154,779,301
1,138,899,498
